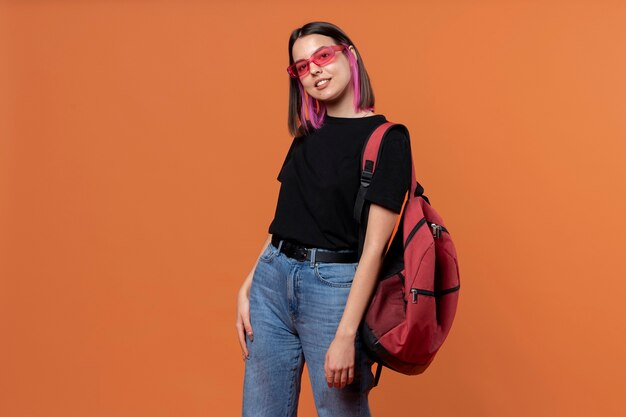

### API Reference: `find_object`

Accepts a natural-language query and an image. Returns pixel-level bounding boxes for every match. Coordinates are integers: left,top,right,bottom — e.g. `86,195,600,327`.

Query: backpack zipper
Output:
404,217,427,247
428,221,449,239
404,218,449,247
410,285,460,303
410,288,432,303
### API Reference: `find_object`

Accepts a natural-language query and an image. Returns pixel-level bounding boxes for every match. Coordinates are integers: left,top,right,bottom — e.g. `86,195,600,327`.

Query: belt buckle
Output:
294,246,308,261
281,241,308,261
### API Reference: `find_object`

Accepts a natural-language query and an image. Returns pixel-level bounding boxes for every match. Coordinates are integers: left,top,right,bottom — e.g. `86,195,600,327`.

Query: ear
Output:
348,45,358,62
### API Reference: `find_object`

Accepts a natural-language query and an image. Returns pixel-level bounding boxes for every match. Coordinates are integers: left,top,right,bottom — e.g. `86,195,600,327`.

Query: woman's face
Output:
291,34,357,105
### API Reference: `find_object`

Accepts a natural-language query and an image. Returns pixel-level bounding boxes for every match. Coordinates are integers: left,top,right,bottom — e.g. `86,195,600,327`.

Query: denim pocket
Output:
258,243,279,263
313,262,358,288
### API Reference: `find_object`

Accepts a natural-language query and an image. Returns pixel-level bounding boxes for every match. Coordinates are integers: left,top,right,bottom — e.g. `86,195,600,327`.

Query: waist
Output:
271,234,358,263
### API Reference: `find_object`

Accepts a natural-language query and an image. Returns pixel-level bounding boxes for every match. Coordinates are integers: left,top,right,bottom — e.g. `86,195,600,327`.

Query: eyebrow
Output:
293,45,328,62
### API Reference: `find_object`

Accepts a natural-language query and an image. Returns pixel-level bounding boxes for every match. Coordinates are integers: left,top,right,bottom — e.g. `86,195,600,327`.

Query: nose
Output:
308,61,323,75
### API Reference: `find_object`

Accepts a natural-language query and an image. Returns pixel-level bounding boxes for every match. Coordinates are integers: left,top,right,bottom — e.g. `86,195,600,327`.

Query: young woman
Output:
236,21,412,417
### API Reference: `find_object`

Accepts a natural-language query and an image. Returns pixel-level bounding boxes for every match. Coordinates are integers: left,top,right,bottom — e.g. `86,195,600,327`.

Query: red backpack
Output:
354,122,461,387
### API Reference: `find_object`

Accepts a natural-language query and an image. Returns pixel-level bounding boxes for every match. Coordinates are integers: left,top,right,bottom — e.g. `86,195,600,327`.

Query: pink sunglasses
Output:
287,44,347,78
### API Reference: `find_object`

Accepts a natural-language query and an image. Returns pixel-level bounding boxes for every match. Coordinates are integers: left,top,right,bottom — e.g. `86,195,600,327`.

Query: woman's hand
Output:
236,280,254,361
324,333,356,389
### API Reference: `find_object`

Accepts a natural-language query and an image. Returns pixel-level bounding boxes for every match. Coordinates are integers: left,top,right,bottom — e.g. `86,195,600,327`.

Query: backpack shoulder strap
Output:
354,121,418,258
353,121,397,225
353,122,396,259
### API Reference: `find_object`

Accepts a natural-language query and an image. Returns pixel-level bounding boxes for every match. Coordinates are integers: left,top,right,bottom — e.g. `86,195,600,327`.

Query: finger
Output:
333,368,342,388
324,355,330,379
325,364,334,387
348,366,354,385
340,368,348,388
242,310,254,342
235,319,249,359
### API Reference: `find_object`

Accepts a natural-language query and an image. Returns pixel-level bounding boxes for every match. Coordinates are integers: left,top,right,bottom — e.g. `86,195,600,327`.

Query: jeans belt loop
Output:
309,248,316,267
276,239,284,253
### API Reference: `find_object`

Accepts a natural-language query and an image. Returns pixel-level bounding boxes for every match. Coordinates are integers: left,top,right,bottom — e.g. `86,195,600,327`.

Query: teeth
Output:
316,79,330,87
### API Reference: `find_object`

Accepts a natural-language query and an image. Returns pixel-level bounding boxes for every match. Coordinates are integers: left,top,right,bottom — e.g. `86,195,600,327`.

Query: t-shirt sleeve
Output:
277,137,297,182
363,126,412,214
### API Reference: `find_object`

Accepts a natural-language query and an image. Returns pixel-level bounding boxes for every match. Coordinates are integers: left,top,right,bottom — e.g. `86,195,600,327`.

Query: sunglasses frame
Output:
287,44,348,78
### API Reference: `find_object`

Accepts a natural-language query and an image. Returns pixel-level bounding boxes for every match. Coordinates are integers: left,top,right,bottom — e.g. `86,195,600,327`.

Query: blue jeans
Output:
242,239,376,417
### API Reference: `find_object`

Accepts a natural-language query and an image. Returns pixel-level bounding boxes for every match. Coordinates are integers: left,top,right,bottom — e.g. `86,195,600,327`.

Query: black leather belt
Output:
271,235,358,263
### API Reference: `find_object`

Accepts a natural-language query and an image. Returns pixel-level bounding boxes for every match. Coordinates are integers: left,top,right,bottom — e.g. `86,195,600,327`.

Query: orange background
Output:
1,1,625,416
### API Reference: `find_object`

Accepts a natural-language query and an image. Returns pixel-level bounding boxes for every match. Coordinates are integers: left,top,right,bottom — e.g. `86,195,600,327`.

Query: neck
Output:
326,109,375,118
323,81,374,118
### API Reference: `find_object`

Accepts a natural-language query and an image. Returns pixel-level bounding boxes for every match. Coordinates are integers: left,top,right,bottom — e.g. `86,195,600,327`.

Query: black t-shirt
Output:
267,113,412,251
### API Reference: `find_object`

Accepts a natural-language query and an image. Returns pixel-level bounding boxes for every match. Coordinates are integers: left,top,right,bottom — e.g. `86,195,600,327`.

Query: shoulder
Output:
383,122,410,143
375,122,412,174
378,122,411,153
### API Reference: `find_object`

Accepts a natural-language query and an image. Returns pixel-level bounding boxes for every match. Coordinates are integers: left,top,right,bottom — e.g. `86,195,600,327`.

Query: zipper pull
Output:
431,223,441,239
410,288,418,304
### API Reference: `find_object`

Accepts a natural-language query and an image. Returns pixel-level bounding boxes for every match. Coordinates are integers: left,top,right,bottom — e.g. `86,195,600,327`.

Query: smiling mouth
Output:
315,78,331,87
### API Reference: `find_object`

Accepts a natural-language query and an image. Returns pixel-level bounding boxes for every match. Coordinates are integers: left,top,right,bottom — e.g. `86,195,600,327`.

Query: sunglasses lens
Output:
313,46,337,65
289,61,307,77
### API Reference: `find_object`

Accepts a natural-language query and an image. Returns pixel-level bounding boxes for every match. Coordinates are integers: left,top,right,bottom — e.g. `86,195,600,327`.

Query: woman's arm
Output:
336,203,399,338
324,202,400,388
236,234,272,361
